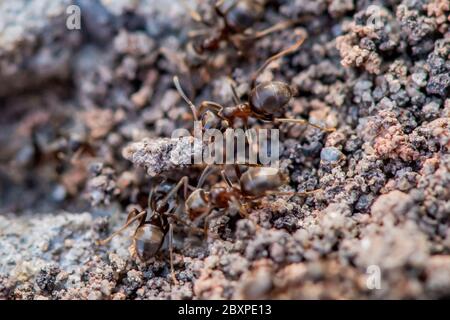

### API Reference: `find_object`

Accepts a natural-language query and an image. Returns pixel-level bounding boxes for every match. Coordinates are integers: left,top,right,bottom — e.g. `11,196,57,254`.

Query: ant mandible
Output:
174,30,336,132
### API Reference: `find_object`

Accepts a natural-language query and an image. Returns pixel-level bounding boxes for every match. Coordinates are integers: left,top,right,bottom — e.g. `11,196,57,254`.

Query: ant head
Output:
132,224,165,262
152,184,176,214
155,201,170,215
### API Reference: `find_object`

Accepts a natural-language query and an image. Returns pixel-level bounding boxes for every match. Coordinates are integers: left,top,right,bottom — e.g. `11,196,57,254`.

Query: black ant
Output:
97,178,204,284
184,164,319,237
97,165,318,282
174,31,336,132
183,0,298,65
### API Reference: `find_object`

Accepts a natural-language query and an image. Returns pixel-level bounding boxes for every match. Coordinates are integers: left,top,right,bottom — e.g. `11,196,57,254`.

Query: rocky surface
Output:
0,0,449,299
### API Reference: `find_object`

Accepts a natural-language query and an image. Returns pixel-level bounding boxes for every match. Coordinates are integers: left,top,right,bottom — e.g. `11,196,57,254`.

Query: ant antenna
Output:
97,210,146,245
251,30,307,88
173,76,199,121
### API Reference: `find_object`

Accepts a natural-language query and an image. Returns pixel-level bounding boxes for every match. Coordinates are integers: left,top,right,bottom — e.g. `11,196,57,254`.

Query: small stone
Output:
427,73,450,97
422,101,441,119
320,147,344,163
411,71,427,87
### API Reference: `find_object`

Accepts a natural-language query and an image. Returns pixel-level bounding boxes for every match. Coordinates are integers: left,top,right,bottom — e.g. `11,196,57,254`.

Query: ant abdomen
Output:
249,81,294,119
132,224,165,262
223,0,264,33
239,167,285,197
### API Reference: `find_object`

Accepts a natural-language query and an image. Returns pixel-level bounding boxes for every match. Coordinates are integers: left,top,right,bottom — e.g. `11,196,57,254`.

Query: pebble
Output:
320,147,344,163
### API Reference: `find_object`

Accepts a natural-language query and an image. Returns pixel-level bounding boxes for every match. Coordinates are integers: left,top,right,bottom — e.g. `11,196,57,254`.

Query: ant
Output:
182,0,298,65
174,31,336,132
97,165,317,282
97,178,204,284
170,33,329,235
184,164,319,237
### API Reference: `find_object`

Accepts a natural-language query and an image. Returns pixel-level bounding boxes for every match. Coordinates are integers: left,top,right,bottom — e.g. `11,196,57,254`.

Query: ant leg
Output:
197,164,216,188
187,29,211,38
233,164,242,180
169,213,219,239
192,207,213,227
146,184,159,217
239,202,249,218
244,163,263,167
173,205,221,239
97,210,146,245
251,30,307,88
159,176,190,209
274,118,335,132
232,197,249,218
244,20,298,40
232,20,302,55
126,207,145,223
221,169,234,188
198,101,225,118
167,222,179,285
218,177,249,218
264,189,322,197
173,76,199,121
191,207,221,239
70,145,86,165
